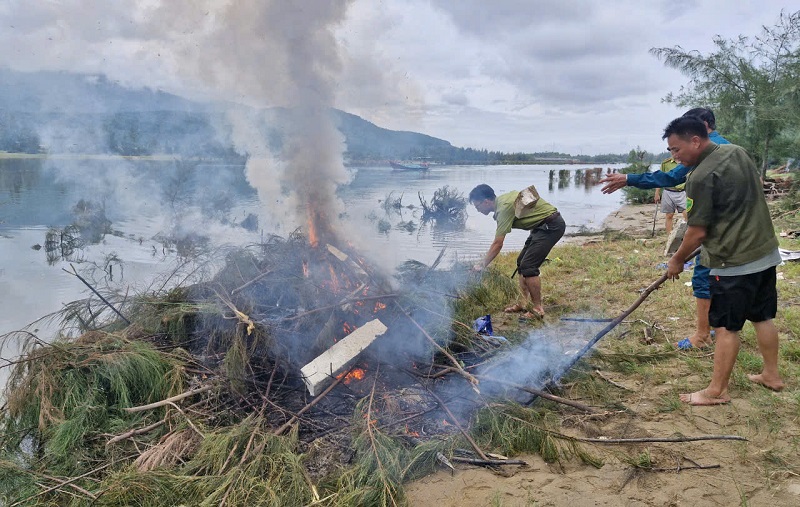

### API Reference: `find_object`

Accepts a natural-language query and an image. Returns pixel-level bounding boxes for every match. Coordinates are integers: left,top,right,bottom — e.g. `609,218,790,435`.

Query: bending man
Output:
469,184,565,319
663,116,784,405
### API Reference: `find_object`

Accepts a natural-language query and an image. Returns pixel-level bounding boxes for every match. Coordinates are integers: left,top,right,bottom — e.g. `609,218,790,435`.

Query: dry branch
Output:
426,389,489,461
551,247,702,385
274,371,346,436
578,435,747,444
106,419,166,446
450,456,527,466
63,263,130,325
476,375,595,413
395,302,479,389
123,385,213,413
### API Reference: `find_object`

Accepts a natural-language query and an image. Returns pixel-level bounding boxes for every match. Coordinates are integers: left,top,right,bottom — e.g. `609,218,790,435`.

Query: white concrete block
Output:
300,318,388,396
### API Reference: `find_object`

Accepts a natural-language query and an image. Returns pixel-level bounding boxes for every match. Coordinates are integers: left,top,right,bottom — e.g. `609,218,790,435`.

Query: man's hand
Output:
472,263,484,272
599,173,627,194
654,189,661,204
666,255,684,279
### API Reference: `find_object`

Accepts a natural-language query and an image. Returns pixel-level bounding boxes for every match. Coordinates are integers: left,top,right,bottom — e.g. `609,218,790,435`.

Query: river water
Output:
0,158,624,340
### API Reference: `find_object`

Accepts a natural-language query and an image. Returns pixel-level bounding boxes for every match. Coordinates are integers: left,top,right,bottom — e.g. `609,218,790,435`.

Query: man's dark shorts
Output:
709,266,777,332
517,214,566,277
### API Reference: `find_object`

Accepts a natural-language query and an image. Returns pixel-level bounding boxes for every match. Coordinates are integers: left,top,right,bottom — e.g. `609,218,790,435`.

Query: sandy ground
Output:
405,204,800,507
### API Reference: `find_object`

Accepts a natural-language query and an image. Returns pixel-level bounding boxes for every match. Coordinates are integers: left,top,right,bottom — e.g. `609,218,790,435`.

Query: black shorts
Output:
516,214,566,277
708,266,778,332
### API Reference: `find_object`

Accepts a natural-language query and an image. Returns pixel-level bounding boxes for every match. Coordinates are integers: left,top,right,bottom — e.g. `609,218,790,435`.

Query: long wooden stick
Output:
64,264,130,325
578,434,747,444
550,247,702,385
451,456,527,466
476,375,595,413
395,302,479,388
426,389,489,461
274,372,345,436
650,464,720,472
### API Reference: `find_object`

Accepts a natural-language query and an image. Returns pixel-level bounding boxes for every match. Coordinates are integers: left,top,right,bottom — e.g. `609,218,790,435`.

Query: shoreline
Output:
559,202,666,246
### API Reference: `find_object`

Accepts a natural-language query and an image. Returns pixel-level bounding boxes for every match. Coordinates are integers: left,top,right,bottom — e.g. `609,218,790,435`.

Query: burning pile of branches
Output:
0,232,600,506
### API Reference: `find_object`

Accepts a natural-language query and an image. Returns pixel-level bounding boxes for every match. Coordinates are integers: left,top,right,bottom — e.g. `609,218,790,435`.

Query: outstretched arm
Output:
600,163,693,193
626,163,691,189
474,235,506,270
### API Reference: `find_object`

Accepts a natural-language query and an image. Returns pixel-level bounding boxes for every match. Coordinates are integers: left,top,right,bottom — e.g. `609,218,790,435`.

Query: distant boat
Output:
390,160,430,171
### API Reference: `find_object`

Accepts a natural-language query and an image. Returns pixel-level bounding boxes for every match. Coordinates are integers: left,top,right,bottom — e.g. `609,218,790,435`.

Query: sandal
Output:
520,311,544,320
504,303,526,313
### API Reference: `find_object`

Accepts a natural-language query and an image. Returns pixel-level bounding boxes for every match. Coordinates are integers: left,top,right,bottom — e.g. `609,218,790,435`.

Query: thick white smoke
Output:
160,0,356,241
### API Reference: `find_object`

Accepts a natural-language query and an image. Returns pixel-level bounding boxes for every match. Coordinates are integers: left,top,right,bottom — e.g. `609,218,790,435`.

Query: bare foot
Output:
504,303,525,313
679,389,731,406
748,374,785,392
520,310,544,320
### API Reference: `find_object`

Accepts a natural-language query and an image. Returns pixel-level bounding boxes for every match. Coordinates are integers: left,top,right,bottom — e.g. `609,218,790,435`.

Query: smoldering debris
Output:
0,231,603,504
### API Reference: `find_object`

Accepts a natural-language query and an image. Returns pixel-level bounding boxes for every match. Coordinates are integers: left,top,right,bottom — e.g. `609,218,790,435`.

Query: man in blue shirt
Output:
599,108,729,350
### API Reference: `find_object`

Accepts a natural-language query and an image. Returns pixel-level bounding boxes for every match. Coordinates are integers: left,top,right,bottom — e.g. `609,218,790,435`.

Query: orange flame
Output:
307,217,318,248
302,261,309,278
404,425,420,437
328,265,340,292
373,302,387,313
337,368,366,384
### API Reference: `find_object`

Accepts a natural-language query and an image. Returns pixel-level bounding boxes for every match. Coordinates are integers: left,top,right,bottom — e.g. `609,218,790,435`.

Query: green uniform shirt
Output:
686,143,778,268
493,191,558,237
660,157,684,191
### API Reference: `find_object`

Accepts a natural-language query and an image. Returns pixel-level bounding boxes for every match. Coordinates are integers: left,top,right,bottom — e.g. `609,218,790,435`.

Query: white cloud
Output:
0,0,795,154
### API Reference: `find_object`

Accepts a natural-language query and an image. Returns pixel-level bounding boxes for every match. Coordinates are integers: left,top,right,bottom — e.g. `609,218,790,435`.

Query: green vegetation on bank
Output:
652,10,800,174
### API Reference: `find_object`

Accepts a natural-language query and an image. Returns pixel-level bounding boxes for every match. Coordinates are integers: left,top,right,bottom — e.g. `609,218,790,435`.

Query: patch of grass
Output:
657,395,683,413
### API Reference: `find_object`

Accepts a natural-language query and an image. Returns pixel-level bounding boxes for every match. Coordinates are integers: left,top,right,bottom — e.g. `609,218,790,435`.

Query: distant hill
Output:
0,68,455,162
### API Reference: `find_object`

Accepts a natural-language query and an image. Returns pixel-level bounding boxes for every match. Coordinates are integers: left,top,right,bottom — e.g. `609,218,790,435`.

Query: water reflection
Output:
1,159,626,336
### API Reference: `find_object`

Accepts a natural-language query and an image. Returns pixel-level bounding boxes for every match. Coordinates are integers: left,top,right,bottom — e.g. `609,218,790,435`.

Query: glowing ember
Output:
337,368,366,384
302,261,309,278
404,425,420,437
328,265,340,292
373,302,387,313
343,322,356,334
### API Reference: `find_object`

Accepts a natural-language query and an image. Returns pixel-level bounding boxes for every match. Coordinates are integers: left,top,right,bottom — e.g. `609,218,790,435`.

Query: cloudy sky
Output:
0,0,794,155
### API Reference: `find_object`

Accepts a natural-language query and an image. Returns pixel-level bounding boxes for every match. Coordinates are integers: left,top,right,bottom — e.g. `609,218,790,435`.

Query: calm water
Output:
0,158,624,338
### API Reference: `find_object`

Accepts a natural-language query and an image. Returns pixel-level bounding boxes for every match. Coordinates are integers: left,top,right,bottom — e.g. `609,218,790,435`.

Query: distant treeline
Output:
0,108,662,165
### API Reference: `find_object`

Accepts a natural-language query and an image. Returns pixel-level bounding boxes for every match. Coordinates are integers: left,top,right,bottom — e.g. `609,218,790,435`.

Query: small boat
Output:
390,160,430,171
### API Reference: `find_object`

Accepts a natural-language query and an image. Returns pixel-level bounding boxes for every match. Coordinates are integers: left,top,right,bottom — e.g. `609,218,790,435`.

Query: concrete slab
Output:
300,318,388,396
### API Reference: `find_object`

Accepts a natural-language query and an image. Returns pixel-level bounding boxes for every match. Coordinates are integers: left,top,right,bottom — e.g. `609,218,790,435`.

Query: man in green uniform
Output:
664,117,784,405
469,184,565,319
653,156,687,236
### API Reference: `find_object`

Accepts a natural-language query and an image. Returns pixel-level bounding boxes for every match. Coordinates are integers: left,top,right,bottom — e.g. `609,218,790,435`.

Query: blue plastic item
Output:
473,314,493,336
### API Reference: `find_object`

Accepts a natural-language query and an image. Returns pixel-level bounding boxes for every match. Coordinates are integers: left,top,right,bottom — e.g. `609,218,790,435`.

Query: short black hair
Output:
682,107,716,131
469,184,496,202
662,116,709,141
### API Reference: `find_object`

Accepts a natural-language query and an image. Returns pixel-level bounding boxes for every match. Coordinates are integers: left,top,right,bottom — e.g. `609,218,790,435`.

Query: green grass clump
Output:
470,403,602,467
